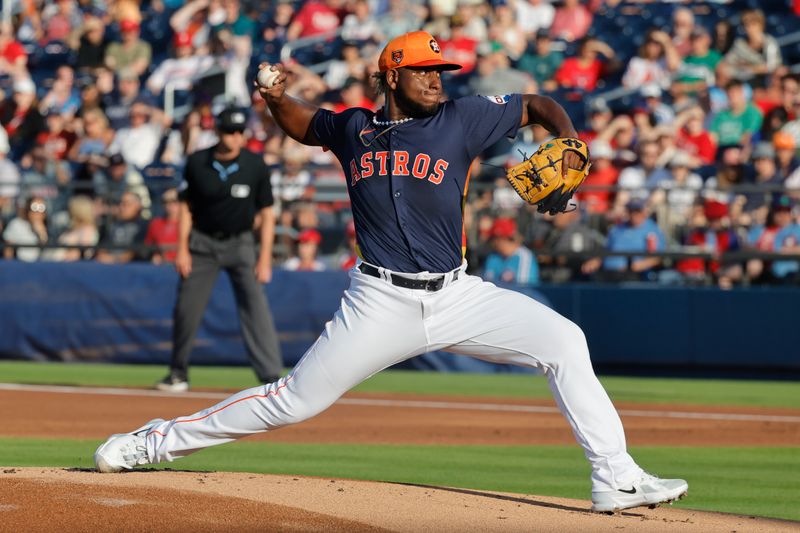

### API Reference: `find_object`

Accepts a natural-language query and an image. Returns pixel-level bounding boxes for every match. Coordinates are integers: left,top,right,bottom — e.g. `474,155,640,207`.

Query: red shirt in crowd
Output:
554,58,602,92
677,229,736,275
752,226,779,251
676,127,717,165
577,129,599,145
576,165,619,214
145,217,179,262
755,98,779,116
292,1,341,38
439,36,478,75
36,130,77,160
754,96,795,121
550,5,593,42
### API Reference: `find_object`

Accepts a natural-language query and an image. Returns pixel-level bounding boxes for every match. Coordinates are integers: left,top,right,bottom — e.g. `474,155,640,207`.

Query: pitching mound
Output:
0,468,796,532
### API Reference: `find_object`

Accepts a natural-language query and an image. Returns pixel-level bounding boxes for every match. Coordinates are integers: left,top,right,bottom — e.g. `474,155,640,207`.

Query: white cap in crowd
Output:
640,84,662,99
590,139,614,160
13,77,36,95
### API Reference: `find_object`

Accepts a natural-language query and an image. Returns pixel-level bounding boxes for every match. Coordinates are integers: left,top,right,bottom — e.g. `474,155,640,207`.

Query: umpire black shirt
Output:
180,147,274,235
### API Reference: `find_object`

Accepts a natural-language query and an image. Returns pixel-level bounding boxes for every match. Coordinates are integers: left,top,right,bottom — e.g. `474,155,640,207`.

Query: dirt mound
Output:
1,468,796,532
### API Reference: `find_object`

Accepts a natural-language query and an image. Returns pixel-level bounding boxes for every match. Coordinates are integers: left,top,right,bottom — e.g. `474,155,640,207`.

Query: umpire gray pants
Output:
170,230,283,382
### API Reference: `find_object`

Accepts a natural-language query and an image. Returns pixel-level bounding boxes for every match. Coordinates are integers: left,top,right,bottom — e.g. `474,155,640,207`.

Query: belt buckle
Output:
425,277,444,292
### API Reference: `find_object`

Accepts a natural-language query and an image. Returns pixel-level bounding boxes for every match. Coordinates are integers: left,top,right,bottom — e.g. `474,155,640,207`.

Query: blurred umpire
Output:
157,108,283,392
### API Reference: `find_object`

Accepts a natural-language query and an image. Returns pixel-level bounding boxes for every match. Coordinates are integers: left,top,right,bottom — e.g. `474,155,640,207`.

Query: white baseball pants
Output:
145,263,643,492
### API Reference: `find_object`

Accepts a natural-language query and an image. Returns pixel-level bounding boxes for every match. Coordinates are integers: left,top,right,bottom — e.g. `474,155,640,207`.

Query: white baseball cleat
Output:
94,419,164,473
591,472,688,513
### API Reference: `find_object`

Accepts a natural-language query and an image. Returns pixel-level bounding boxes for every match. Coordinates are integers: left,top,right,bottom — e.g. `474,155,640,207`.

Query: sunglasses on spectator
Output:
30,202,47,213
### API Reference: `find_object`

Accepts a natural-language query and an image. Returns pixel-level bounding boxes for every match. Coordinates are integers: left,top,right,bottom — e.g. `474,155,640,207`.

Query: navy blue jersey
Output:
312,94,523,273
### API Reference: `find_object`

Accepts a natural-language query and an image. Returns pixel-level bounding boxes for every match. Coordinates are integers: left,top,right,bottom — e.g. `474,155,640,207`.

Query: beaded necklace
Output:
372,115,414,127
359,112,414,147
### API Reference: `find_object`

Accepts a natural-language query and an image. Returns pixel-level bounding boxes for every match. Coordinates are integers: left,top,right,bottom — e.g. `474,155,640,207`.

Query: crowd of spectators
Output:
1,0,800,287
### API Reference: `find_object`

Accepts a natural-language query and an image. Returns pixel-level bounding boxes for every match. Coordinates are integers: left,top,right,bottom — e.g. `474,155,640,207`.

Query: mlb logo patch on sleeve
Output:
484,95,511,105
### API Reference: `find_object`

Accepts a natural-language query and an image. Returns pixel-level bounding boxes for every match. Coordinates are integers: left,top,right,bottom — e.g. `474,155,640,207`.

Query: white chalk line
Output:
0,382,799,424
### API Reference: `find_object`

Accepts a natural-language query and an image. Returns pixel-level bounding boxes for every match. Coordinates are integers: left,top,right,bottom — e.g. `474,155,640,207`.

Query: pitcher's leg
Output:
146,346,338,462
435,279,641,492
146,276,428,463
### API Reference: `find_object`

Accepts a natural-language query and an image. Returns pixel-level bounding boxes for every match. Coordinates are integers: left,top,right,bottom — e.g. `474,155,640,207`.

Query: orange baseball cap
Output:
378,31,462,72
773,130,796,150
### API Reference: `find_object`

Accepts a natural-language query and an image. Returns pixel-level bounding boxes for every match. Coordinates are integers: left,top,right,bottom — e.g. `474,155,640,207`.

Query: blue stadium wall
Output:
0,262,797,375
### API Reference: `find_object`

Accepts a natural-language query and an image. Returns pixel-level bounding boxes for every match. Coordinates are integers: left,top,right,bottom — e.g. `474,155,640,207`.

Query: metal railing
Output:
4,242,799,272
279,28,346,75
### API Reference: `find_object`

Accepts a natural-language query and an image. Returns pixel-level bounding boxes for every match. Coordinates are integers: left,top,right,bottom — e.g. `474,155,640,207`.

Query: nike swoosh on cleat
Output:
618,487,637,494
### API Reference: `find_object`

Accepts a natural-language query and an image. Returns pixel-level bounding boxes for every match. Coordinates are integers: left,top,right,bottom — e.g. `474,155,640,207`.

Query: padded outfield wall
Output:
0,262,797,375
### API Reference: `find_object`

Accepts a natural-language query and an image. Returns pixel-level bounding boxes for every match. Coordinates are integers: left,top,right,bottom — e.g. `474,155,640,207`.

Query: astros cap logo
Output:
378,31,462,72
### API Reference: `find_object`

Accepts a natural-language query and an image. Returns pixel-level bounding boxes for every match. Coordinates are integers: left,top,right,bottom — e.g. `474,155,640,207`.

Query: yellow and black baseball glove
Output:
505,137,591,215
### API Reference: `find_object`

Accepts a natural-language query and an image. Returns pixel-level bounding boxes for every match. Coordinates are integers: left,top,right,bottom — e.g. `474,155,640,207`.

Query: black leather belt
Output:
198,229,245,240
358,263,459,292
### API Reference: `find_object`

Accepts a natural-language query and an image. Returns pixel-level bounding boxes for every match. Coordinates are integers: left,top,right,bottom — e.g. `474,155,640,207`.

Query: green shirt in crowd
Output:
517,51,564,85
711,103,763,146
105,40,152,73
213,13,256,40
678,50,722,84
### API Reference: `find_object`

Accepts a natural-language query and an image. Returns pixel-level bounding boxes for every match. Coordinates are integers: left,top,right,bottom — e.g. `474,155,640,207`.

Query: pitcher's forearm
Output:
521,94,578,137
265,95,321,146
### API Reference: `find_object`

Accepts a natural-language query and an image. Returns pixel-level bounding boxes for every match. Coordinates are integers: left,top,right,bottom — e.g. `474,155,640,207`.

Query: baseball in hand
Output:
257,65,280,89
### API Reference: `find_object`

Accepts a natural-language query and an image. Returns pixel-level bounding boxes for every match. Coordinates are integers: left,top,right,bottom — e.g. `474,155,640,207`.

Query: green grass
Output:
1,437,797,522
1,361,799,408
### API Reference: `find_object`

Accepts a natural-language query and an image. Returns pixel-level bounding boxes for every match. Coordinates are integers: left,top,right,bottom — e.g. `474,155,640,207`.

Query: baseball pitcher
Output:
95,31,687,513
